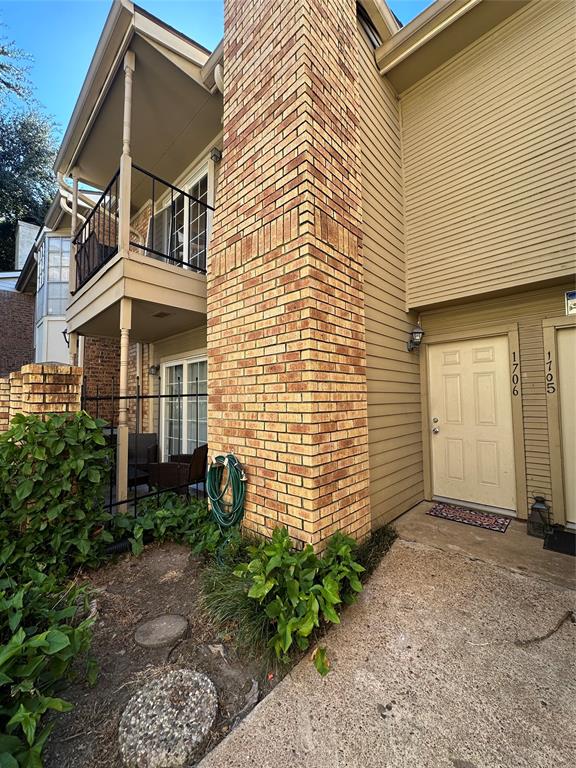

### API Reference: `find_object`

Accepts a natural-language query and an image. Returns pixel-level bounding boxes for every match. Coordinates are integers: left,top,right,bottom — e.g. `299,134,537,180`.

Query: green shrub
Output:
203,527,365,674
0,412,111,765
0,569,94,767
0,412,113,578
112,493,224,556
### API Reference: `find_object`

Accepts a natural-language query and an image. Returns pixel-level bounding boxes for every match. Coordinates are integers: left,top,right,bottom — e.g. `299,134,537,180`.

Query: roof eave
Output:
55,0,135,176
376,0,482,75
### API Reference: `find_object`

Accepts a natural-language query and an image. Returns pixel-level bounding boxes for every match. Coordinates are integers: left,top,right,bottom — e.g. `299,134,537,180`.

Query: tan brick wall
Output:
0,377,10,431
0,363,82,431
130,202,151,248
127,342,152,432
80,336,153,431
8,371,23,420
82,336,121,423
208,0,371,548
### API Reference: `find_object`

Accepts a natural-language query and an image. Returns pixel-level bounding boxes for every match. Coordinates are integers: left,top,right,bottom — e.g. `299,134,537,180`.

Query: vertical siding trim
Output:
358,23,424,527
543,315,576,525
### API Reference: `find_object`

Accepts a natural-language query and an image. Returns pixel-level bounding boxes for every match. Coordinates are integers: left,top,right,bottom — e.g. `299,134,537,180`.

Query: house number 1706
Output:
511,351,520,396
545,351,555,394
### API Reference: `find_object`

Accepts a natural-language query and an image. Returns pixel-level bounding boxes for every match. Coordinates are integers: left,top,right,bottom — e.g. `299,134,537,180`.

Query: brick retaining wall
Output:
0,363,82,431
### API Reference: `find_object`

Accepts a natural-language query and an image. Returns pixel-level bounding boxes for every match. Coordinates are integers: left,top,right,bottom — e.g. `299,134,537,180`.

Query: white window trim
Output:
160,353,208,460
150,162,212,269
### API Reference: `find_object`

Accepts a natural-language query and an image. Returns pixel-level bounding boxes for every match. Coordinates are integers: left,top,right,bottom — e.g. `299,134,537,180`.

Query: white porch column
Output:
68,170,79,366
69,170,79,294
69,332,79,367
118,51,135,258
116,297,132,512
115,51,135,513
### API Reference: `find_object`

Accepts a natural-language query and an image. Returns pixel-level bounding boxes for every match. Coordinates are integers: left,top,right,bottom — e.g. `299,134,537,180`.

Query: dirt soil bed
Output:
44,543,279,768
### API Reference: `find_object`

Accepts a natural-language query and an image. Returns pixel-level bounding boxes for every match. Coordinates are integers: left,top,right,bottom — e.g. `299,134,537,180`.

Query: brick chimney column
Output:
208,0,371,548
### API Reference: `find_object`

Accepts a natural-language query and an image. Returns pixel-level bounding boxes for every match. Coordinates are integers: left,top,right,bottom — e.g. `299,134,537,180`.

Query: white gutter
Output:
376,0,482,75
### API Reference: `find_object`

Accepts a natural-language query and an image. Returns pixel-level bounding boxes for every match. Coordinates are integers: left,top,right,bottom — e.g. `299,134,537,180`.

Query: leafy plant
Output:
0,569,93,767
112,493,224,557
203,527,365,673
0,412,113,578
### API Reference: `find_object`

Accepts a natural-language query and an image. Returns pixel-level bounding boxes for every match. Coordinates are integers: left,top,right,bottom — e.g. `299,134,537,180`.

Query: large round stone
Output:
134,614,188,649
119,669,218,767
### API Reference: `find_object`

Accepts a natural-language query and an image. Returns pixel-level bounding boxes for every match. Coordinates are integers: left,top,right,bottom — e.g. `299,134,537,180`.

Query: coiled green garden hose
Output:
207,453,246,528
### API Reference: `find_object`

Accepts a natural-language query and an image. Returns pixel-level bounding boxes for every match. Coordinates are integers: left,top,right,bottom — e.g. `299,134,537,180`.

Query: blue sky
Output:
0,0,430,137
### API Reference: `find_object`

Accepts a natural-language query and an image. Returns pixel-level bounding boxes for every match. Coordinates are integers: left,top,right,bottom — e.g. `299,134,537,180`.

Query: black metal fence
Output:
81,376,208,516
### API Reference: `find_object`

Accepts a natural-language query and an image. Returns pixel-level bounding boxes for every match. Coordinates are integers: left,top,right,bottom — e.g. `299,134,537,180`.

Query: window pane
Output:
170,194,185,263
163,364,183,457
188,175,208,271
48,237,62,253
185,358,208,452
47,282,68,315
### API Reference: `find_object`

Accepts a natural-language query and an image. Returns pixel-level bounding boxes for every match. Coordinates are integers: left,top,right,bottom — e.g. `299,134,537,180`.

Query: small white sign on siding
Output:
566,290,576,316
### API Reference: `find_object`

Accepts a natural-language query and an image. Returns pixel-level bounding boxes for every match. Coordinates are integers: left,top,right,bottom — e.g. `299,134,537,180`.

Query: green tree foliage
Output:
0,25,57,271
0,111,57,270
0,29,31,105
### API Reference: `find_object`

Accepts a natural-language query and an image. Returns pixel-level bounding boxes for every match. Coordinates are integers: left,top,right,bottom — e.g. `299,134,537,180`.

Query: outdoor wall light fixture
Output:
148,364,160,376
62,329,70,347
210,147,223,163
407,323,425,352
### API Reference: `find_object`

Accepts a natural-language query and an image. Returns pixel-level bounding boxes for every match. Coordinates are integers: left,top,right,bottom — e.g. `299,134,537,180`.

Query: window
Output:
188,175,208,271
147,171,209,270
162,357,207,459
170,193,185,263
35,235,70,318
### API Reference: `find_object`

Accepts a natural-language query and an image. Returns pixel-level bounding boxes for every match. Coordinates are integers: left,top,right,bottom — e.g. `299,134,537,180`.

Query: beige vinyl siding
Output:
153,326,207,361
422,281,573,519
357,26,424,528
400,0,576,309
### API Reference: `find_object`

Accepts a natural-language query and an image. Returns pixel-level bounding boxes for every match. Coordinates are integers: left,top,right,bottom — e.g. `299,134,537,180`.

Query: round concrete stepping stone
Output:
119,669,218,767
134,614,188,649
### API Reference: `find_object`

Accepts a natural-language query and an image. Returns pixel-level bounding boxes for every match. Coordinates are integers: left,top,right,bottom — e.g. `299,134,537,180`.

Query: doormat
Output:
427,503,511,533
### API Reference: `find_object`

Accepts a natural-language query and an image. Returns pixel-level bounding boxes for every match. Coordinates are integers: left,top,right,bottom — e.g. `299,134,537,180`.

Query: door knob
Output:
432,427,440,434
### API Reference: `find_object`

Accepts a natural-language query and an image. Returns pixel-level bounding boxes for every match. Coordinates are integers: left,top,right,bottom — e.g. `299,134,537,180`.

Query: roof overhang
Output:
55,0,220,185
15,249,37,294
360,0,402,42
16,196,72,294
376,0,531,93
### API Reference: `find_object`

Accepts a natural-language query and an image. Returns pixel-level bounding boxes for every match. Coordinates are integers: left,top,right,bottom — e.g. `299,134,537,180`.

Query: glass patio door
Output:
162,358,207,459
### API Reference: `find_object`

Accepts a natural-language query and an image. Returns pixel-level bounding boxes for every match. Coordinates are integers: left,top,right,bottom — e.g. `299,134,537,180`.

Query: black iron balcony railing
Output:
130,165,214,273
73,165,214,292
74,171,120,291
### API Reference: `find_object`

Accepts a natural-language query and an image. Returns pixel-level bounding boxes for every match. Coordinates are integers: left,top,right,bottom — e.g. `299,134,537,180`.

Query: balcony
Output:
73,165,212,292
66,164,212,342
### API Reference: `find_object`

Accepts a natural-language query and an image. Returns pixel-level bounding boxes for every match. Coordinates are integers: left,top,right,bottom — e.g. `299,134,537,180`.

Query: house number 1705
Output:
545,351,555,394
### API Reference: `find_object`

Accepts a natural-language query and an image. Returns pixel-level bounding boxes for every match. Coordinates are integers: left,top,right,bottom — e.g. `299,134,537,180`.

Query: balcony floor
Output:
67,251,207,341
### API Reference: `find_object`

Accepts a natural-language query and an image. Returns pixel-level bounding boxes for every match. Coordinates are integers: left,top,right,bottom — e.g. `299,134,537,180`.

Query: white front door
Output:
428,336,516,512
557,326,576,525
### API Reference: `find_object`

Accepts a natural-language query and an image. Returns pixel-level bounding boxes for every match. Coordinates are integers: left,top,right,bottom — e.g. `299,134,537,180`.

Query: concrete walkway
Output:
396,501,576,590
200,536,575,768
